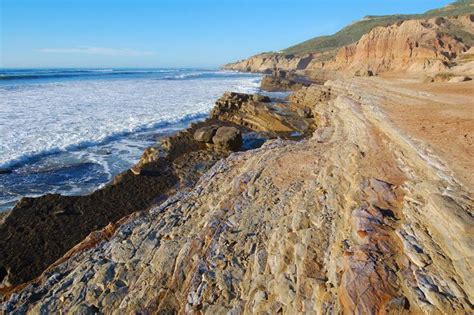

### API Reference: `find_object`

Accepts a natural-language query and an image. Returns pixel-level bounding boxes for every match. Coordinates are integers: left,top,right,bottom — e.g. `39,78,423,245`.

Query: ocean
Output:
0,68,261,211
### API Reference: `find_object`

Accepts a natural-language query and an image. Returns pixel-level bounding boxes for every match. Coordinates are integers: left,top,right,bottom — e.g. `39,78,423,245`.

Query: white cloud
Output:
37,46,156,57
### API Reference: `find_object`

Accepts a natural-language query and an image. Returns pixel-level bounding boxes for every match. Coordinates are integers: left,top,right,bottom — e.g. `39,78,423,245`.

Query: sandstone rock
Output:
211,92,302,133
2,78,472,315
448,75,472,83
212,126,242,151
354,69,375,77
296,107,313,118
289,84,332,108
223,15,473,76
223,53,314,73
423,76,435,83
193,125,219,143
130,165,141,175
331,17,469,74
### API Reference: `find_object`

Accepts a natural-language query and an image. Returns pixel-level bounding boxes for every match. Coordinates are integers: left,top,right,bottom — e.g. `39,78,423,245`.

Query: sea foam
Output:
0,71,260,169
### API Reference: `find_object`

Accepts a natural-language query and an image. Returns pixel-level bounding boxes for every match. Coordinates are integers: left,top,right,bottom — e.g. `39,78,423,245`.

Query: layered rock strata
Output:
224,15,474,77
0,91,313,289
2,79,472,314
211,92,317,137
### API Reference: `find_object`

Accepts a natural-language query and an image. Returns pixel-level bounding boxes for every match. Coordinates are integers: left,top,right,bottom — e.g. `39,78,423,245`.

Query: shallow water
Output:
0,68,261,211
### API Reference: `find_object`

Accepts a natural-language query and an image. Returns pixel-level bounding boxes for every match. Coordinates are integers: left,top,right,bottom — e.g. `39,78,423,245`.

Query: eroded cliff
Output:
224,15,474,77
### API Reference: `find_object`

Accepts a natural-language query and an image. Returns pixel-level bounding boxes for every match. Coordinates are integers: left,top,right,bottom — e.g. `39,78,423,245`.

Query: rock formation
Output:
211,126,243,151
2,78,472,314
224,53,315,73
210,92,316,135
224,15,474,77
1,4,473,315
0,91,315,290
329,16,470,74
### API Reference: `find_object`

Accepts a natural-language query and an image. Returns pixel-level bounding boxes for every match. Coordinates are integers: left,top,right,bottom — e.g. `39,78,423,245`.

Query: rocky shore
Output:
1,72,472,314
1,3,473,314
0,75,318,290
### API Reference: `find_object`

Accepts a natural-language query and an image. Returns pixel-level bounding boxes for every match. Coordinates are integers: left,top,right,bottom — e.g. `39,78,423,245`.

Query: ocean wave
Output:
0,73,261,170
0,111,208,170
0,69,175,81
161,70,250,80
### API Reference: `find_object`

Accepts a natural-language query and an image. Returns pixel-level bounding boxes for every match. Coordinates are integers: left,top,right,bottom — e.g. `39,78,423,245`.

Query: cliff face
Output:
223,53,314,73
224,15,473,76
330,16,471,73
3,79,472,314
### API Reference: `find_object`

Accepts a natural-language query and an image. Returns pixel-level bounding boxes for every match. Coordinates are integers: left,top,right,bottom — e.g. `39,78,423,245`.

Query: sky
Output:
1,0,453,68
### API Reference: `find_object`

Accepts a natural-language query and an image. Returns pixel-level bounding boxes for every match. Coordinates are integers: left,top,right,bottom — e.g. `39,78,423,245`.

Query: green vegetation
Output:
282,0,474,55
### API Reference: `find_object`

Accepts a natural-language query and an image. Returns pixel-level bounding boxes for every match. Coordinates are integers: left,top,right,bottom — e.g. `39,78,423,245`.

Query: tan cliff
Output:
224,53,315,73
224,15,474,77
2,78,473,314
329,15,472,74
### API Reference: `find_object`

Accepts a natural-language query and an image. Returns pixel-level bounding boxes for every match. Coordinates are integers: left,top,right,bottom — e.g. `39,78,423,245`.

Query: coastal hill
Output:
224,1,474,77
1,1,473,314
283,0,474,55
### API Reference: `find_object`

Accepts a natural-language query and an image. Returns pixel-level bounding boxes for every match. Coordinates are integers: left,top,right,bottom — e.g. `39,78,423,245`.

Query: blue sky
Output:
1,0,453,68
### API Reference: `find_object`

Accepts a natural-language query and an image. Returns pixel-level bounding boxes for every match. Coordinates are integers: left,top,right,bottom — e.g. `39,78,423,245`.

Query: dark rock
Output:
252,95,271,103
0,159,179,286
260,75,310,92
274,69,288,78
193,125,219,143
0,168,13,175
0,118,235,287
212,127,242,151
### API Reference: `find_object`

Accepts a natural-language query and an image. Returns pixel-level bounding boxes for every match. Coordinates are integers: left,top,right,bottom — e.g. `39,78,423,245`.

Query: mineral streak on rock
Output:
2,77,472,314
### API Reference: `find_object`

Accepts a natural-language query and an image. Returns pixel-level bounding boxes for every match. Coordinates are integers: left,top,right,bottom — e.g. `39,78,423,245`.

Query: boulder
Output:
194,125,219,143
297,107,313,118
212,126,242,151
